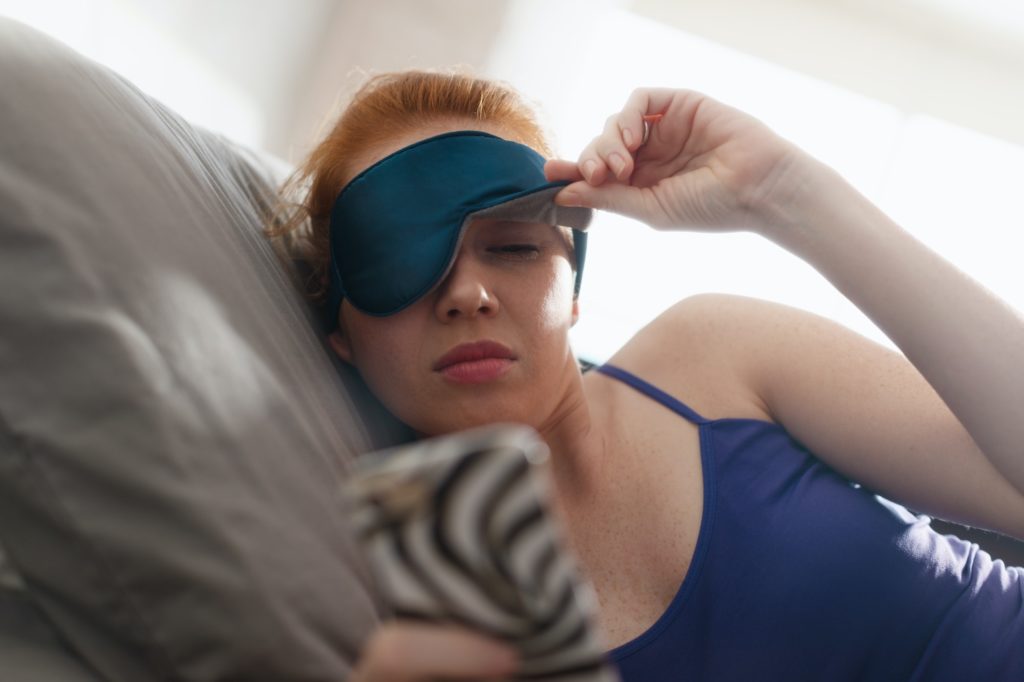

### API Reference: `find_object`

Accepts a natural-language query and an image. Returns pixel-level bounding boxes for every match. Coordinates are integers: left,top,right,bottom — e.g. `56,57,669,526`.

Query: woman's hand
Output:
350,621,520,682
552,94,1024,529
544,88,806,235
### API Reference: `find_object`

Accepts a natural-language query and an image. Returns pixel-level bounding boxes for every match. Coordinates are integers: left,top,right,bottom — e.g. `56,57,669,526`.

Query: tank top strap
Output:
596,364,710,425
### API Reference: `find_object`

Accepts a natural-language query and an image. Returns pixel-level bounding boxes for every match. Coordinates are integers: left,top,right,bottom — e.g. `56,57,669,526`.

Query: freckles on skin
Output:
345,310,433,404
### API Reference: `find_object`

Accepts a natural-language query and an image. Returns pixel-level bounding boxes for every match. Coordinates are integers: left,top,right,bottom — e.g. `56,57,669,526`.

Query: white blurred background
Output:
4,0,1022,362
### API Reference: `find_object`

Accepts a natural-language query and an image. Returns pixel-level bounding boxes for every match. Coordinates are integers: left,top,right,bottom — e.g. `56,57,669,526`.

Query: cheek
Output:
536,259,576,329
347,318,421,399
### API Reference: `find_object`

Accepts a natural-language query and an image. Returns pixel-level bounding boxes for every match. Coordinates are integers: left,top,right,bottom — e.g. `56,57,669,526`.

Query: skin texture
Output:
331,215,579,438
337,92,1024,681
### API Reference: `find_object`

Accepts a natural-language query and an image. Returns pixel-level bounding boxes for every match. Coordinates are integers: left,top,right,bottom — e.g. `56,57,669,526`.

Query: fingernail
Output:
582,159,597,182
558,190,581,207
608,153,626,178
622,127,634,148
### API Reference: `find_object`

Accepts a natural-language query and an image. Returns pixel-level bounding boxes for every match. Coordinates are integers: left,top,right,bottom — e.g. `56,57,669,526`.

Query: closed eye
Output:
489,244,540,259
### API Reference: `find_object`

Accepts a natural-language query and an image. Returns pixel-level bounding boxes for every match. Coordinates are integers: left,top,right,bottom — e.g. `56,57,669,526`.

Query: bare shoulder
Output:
603,293,777,422
607,293,1024,540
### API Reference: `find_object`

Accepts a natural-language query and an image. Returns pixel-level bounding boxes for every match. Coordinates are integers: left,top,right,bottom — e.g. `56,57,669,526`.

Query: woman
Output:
271,71,1024,680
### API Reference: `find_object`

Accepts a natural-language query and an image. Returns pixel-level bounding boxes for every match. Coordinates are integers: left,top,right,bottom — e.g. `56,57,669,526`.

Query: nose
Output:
433,254,499,321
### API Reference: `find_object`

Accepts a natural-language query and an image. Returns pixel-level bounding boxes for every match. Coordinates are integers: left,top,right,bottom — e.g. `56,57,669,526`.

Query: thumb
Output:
554,180,649,219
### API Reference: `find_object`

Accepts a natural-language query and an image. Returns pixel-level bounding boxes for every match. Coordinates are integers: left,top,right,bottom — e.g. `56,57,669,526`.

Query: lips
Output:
433,340,516,384
433,340,516,371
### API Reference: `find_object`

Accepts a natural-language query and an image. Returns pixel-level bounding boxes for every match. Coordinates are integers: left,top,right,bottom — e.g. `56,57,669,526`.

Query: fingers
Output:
571,114,629,185
598,113,633,181
554,178,660,226
352,622,520,682
543,158,584,183
572,87,680,185
619,87,676,151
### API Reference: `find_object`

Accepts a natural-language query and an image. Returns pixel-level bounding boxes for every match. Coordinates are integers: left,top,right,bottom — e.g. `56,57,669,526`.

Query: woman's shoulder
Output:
598,293,776,423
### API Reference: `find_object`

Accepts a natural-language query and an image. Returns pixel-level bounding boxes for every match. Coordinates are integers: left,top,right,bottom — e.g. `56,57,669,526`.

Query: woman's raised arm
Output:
546,88,1024,529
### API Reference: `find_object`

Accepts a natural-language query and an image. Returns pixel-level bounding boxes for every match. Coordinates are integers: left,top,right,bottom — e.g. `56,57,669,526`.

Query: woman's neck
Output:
531,361,612,523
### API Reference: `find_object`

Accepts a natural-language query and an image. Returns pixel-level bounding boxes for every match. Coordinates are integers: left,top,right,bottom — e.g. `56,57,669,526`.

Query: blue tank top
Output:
596,364,1024,681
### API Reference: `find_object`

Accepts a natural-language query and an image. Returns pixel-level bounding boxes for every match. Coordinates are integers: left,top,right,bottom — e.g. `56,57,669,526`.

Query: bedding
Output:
0,17,393,681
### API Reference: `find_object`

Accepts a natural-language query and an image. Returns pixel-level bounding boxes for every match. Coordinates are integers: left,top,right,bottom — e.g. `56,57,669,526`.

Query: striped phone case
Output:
344,424,620,682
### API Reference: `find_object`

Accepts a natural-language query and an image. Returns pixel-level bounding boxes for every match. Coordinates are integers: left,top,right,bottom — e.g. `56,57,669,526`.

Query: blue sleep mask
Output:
326,130,592,323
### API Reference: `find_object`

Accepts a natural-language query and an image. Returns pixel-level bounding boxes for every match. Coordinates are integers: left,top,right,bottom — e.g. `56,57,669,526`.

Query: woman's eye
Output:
489,244,540,259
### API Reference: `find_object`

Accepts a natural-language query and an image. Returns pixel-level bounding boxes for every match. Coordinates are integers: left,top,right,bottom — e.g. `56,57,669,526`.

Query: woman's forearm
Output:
760,156,1024,496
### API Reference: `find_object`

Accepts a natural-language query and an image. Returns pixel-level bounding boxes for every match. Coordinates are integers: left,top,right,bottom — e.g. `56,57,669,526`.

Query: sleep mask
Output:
326,130,592,323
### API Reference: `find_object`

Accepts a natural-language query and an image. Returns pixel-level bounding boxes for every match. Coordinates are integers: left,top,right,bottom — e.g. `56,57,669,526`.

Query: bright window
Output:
486,4,1024,360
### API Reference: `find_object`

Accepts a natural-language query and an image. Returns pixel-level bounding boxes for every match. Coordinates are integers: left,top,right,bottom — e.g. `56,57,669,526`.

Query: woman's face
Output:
328,123,580,436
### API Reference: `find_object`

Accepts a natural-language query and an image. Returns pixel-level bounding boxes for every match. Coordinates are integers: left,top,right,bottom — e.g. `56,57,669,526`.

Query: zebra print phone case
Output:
344,424,621,682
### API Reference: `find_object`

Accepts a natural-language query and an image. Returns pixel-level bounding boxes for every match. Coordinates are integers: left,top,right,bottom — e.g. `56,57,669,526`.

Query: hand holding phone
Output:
343,424,620,682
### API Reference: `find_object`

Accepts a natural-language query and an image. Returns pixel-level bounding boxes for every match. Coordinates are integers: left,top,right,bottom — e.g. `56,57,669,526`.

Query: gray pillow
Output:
0,17,392,681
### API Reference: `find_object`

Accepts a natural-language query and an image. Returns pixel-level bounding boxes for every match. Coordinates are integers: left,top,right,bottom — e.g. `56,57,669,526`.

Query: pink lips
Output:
433,340,516,384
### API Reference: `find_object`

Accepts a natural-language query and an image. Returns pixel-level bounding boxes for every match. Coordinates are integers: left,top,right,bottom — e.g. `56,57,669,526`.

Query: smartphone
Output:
343,423,621,682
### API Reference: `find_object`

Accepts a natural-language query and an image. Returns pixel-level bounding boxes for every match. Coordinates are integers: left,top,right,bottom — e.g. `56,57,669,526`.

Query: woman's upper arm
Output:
645,293,1024,540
